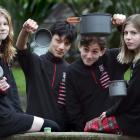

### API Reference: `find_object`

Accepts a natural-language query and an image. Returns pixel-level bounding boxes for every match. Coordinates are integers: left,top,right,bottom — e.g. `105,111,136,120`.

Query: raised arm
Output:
16,19,38,50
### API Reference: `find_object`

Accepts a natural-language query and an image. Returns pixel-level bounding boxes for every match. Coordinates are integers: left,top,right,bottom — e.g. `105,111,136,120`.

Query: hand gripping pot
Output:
109,80,127,96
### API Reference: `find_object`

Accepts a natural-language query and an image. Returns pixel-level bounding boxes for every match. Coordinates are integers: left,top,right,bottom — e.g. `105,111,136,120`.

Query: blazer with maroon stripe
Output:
66,48,129,131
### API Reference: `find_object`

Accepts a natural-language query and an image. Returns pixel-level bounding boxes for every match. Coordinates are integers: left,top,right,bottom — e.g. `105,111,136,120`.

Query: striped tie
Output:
99,64,110,89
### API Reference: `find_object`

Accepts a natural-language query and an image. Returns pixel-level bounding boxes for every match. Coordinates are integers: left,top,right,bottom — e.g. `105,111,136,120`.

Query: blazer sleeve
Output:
66,70,84,131
17,44,40,77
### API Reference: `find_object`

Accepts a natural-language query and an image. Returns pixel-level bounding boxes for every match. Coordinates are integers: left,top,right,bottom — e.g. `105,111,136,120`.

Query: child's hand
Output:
112,14,126,26
100,111,106,120
0,77,10,93
22,19,38,33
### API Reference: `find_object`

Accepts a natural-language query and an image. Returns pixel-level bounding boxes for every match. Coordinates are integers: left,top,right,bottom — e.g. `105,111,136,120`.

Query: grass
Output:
12,67,26,96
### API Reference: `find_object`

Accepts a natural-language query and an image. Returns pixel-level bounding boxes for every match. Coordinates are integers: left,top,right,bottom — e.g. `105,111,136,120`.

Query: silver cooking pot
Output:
109,80,127,96
0,66,3,79
34,28,52,47
30,28,52,56
67,13,112,35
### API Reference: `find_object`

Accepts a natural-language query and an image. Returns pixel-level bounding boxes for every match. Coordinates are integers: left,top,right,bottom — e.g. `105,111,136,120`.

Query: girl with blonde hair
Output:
0,7,16,62
84,14,140,137
0,7,59,137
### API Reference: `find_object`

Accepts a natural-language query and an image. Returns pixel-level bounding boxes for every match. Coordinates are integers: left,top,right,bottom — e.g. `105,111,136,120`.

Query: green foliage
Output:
0,0,140,49
0,0,58,38
12,67,26,96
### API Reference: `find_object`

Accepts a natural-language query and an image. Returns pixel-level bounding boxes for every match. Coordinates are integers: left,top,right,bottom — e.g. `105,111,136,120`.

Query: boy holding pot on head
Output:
16,19,77,131
65,34,129,131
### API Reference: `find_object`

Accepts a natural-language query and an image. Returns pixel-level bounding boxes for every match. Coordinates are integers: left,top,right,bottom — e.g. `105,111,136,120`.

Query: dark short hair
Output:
50,21,77,43
80,35,107,50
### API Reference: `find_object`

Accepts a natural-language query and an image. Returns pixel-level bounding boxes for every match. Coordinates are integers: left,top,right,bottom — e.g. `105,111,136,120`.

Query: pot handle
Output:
66,17,81,24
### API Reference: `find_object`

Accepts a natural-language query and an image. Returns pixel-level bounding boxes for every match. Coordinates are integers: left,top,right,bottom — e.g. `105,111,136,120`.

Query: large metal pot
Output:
109,80,127,96
67,13,112,36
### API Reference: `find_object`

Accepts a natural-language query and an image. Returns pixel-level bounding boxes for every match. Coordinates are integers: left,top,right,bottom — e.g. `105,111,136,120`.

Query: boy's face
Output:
79,43,105,66
49,34,71,58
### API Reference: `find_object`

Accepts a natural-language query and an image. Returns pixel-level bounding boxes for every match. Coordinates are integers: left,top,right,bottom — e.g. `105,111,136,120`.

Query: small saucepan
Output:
109,80,127,96
0,66,3,79
67,13,112,36
34,28,52,47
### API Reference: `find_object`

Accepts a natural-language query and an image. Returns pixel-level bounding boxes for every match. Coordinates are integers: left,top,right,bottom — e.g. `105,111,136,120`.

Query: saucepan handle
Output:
66,17,81,24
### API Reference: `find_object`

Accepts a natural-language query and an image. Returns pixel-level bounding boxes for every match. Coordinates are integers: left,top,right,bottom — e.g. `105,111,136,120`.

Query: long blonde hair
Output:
0,7,16,63
118,14,140,64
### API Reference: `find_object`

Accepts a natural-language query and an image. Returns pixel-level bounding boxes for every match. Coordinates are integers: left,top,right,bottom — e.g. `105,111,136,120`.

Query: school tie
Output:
99,64,110,89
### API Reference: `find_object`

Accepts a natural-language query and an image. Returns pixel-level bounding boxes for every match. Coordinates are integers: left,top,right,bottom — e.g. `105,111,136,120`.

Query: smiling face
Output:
0,14,9,44
49,34,71,58
79,43,105,66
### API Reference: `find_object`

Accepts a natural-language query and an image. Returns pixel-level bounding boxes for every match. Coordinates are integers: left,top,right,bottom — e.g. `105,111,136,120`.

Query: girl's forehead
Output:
0,13,7,20
124,23,136,30
0,12,6,17
126,23,134,27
